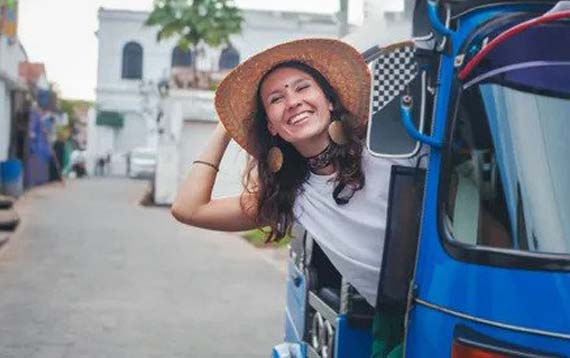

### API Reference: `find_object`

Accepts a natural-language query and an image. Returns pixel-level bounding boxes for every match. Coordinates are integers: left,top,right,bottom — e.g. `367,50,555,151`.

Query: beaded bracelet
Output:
192,160,219,172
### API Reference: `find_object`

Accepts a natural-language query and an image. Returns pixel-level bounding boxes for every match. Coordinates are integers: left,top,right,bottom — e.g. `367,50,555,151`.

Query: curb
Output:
0,208,19,231
0,232,9,249
0,195,20,253
0,195,15,209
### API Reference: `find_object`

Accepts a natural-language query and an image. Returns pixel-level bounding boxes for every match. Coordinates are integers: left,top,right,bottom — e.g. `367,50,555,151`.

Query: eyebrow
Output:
265,77,310,99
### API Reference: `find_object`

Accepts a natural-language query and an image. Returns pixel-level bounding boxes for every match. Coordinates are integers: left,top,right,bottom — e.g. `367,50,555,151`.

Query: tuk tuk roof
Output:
437,0,559,18
412,0,561,37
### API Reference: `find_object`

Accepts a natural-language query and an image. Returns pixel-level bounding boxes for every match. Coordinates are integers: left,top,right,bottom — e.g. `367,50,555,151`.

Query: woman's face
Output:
259,66,333,157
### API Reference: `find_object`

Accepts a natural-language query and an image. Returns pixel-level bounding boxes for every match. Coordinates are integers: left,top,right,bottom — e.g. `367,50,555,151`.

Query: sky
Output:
17,0,370,101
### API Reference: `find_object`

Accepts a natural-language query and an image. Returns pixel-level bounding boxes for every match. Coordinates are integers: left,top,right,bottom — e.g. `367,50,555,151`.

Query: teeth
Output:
288,111,310,125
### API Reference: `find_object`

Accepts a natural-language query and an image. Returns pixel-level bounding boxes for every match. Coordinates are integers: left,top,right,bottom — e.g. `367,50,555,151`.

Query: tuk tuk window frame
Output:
437,73,570,272
436,11,570,270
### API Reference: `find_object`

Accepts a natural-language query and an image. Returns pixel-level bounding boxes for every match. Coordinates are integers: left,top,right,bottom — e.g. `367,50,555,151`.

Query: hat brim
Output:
215,38,371,156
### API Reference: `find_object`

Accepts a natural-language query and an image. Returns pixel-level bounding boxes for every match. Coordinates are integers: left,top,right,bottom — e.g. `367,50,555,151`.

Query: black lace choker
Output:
307,144,334,172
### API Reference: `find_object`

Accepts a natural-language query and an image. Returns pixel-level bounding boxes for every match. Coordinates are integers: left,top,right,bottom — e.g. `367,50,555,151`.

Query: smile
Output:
287,110,313,126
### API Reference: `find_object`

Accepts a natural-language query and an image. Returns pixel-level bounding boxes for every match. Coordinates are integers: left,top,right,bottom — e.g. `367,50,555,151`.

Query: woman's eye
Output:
297,84,310,92
270,96,283,104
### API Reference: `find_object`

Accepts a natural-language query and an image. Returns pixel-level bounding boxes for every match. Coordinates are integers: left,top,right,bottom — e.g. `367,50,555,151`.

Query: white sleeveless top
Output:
293,150,416,306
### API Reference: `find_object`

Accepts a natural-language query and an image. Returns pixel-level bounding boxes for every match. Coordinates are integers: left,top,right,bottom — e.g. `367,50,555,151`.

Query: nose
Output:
285,92,302,112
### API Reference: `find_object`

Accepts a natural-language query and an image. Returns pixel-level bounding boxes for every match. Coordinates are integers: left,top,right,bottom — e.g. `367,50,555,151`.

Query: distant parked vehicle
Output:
128,147,157,179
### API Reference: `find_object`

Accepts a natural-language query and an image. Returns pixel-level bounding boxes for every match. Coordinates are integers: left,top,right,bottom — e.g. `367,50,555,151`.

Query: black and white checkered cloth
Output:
371,45,418,114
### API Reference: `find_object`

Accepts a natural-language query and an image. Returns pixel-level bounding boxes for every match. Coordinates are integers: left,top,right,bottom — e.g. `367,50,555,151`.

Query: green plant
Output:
241,227,291,248
145,0,243,62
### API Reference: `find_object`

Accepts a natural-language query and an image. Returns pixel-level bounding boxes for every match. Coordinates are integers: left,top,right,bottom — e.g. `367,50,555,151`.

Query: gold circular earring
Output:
328,118,348,145
267,137,284,173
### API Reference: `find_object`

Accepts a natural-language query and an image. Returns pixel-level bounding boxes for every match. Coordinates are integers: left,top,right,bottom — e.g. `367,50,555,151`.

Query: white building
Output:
0,36,28,162
94,7,340,202
346,0,413,52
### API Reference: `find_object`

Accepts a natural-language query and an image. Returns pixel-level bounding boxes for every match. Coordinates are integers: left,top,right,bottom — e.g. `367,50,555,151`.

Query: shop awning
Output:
96,111,124,128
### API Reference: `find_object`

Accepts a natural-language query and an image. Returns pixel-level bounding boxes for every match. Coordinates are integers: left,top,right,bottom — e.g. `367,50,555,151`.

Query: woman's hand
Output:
171,122,259,231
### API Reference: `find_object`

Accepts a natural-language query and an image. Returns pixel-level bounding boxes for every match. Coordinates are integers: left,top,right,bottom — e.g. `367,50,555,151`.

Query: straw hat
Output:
215,38,371,156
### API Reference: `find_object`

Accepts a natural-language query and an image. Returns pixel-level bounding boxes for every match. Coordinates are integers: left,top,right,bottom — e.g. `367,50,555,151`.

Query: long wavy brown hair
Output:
241,61,366,242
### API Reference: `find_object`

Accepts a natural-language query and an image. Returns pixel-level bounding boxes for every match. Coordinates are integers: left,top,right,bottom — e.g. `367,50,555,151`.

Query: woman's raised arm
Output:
171,123,260,231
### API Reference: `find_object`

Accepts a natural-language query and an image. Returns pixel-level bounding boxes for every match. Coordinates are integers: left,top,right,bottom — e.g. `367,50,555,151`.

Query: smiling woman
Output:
171,38,420,358
172,39,368,232
260,65,334,157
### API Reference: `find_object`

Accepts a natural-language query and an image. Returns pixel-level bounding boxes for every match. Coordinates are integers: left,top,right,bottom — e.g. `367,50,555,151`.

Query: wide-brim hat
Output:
215,38,371,156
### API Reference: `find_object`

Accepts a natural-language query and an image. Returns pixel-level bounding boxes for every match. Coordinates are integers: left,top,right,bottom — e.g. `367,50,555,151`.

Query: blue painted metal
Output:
400,99,442,148
283,261,306,343
0,160,24,197
0,160,22,182
272,342,306,358
275,259,374,358
427,1,455,37
407,304,570,357
273,260,308,357
334,315,372,358
408,3,570,356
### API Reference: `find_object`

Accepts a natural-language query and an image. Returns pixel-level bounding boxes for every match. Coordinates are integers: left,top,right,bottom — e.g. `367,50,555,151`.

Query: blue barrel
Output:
1,159,24,197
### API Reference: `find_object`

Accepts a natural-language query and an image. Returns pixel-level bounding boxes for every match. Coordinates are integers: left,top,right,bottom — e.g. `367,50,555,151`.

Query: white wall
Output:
0,38,27,78
0,38,28,161
96,10,177,97
115,112,147,153
179,122,248,198
96,8,339,94
0,82,9,161
85,107,99,174
95,9,171,160
230,10,338,60
154,88,249,204
364,0,405,19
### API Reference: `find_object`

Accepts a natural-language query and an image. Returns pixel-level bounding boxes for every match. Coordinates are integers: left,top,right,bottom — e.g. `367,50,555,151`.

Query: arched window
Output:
122,42,143,79
171,46,193,67
219,46,240,70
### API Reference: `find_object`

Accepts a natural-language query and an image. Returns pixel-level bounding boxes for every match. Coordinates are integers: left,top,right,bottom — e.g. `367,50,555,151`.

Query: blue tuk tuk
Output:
272,1,570,357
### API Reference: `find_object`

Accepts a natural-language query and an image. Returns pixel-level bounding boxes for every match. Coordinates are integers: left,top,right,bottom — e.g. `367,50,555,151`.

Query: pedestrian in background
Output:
95,156,105,176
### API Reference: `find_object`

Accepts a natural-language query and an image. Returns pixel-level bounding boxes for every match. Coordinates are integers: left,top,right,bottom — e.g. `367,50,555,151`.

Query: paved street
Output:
0,178,286,358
